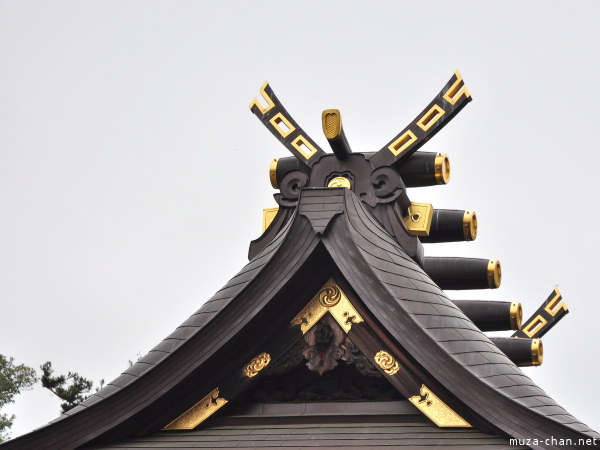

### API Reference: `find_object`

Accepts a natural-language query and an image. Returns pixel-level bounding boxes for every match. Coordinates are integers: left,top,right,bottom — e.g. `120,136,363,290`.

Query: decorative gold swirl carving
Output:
319,286,341,307
374,350,400,375
291,278,363,334
327,176,351,189
244,353,271,378
163,387,227,430
409,385,471,427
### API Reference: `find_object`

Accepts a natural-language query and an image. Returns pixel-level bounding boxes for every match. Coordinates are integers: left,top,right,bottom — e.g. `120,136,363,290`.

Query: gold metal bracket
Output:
163,387,227,430
402,202,433,236
244,353,271,378
409,385,471,428
291,278,363,334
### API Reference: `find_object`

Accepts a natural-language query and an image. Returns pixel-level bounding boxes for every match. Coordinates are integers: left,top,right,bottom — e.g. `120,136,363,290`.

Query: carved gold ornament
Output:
244,353,271,378
402,202,433,236
409,385,471,428
327,176,351,189
374,350,400,375
318,285,341,307
163,387,227,430
291,278,363,334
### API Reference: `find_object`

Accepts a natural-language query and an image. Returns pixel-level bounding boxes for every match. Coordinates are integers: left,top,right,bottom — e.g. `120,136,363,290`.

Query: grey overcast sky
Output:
1,0,599,438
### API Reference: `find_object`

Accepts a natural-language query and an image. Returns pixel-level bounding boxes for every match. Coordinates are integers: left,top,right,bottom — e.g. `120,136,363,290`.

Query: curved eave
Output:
3,213,327,449
4,187,598,449
321,189,599,444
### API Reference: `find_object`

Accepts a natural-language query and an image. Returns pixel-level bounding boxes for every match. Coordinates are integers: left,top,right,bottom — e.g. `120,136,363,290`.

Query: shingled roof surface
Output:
3,188,598,450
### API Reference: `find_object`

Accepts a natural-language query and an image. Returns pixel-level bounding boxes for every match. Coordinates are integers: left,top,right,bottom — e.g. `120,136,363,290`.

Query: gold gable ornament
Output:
409,385,471,428
291,278,363,334
163,387,227,430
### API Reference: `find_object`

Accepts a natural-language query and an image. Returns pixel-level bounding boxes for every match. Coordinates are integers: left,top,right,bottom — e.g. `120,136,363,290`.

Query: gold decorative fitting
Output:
269,113,296,139
402,202,433,236
291,135,318,160
510,302,523,330
544,286,568,317
434,153,450,184
522,314,548,338
531,338,543,366
262,207,279,232
249,81,275,114
327,177,351,189
244,353,271,378
462,211,477,241
322,109,341,140
269,158,279,189
417,104,445,132
388,129,417,157
409,385,471,427
487,259,501,289
374,350,400,375
163,387,227,430
443,70,471,105
291,278,363,334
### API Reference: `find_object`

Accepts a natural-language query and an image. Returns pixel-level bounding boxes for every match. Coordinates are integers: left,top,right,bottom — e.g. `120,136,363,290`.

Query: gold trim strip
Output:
417,104,445,132
388,129,417,157
443,70,471,105
291,135,318,160
487,259,501,289
531,338,543,366
510,302,522,330
269,112,296,138
244,353,271,377
269,158,279,189
522,314,547,338
249,81,275,115
163,387,227,430
544,287,567,316
374,350,400,375
291,278,363,334
462,211,477,241
409,385,471,428
434,153,450,185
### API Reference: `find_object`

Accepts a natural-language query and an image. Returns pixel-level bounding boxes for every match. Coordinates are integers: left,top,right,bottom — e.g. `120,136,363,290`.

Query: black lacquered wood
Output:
423,257,491,290
489,337,539,367
453,300,515,332
420,209,469,243
398,152,443,187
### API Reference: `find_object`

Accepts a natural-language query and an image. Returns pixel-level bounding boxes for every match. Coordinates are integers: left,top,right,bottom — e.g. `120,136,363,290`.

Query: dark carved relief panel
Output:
244,314,400,402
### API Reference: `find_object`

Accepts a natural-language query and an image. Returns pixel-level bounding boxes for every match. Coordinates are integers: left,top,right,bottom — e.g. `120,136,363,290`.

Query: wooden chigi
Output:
3,72,599,449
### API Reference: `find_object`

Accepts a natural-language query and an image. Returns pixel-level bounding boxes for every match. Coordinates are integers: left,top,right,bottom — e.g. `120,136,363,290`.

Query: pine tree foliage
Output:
40,362,94,414
0,354,37,443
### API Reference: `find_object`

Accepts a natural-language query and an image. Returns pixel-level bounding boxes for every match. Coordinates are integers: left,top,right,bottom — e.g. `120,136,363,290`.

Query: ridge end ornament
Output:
244,353,271,377
409,385,471,428
163,387,227,430
291,278,363,334
371,70,472,169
